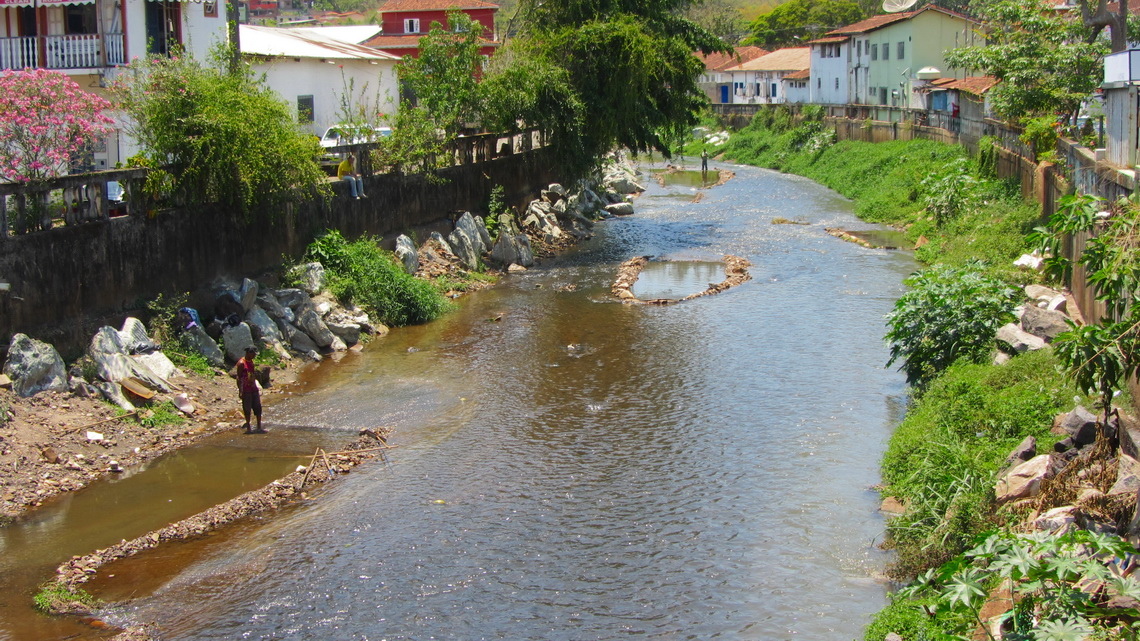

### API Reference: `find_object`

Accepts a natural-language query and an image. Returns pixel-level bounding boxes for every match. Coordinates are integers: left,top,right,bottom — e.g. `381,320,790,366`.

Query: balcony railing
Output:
0,33,125,71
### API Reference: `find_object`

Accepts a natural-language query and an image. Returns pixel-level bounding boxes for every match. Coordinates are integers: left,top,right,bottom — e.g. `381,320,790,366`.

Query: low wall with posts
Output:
0,130,560,356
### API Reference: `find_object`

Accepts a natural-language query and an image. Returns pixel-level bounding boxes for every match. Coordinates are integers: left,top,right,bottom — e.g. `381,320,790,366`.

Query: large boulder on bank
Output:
275,288,311,312
92,380,134,412
1004,435,1037,468
326,320,361,346
297,308,336,348
289,262,326,295
996,323,1046,353
246,306,284,344
1020,305,1070,343
395,235,419,275
1056,406,1099,446
429,232,453,256
221,322,256,362
1110,455,1140,496
996,454,1061,503
89,326,174,391
1025,284,1061,302
182,325,225,368
256,291,294,325
239,278,259,313
455,212,489,256
119,318,158,354
490,232,534,267
3,333,67,397
448,227,481,271
605,202,635,216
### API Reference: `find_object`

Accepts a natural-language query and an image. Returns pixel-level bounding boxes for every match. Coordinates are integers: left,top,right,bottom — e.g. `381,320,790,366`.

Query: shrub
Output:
885,263,1016,389
881,351,1080,577
34,583,97,613
305,230,453,326
920,157,977,227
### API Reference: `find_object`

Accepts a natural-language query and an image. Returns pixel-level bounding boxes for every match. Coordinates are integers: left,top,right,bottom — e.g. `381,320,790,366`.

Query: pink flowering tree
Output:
0,68,114,183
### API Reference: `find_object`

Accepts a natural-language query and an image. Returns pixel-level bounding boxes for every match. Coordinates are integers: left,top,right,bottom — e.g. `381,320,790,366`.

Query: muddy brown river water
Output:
0,162,917,640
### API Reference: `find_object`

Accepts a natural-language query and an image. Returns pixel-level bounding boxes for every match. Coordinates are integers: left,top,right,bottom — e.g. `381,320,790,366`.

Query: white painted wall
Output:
784,80,810,104
809,44,847,104
250,57,399,136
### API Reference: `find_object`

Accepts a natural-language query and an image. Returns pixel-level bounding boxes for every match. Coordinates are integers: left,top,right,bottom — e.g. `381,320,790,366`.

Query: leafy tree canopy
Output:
944,0,1106,121
743,0,865,49
399,11,485,136
111,45,329,218
685,0,748,44
484,0,728,175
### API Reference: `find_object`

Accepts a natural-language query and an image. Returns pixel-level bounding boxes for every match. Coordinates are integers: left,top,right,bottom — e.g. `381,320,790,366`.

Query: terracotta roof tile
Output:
806,35,848,44
783,69,810,80
730,47,810,72
826,4,973,36
378,0,498,11
697,45,769,71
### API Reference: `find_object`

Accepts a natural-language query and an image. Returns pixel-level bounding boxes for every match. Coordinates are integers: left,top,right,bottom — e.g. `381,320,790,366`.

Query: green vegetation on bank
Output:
719,108,1040,282
717,110,1115,639
298,230,454,327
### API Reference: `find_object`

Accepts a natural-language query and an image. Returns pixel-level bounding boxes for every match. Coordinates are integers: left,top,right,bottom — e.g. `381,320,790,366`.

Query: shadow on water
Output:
0,426,337,641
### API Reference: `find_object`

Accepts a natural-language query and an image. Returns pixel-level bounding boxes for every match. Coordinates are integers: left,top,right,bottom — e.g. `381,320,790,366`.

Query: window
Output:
404,18,420,33
882,43,888,60
297,95,314,124
897,42,904,59
835,78,839,90
880,87,888,104
871,44,877,60
65,4,97,34
817,78,821,89
856,40,862,56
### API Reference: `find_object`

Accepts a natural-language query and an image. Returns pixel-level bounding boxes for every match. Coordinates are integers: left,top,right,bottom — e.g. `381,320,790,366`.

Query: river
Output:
3,161,917,640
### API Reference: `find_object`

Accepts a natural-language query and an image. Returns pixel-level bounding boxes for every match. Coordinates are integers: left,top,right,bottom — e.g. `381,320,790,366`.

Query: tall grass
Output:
720,115,1043,280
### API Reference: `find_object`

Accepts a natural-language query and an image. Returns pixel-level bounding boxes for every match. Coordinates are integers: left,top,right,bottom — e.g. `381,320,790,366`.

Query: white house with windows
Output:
824,5,983,108
697,45,768,104
240,24,400,137
806,35,848,105
0,0,229,169
782,69,811,104
721,47,809,104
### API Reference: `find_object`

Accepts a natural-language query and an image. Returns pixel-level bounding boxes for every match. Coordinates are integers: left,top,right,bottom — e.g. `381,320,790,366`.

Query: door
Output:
720,85,728,103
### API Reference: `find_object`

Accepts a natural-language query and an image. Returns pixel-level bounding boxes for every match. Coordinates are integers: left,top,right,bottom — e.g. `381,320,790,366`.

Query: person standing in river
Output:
701,148,709,173
236,346,264,433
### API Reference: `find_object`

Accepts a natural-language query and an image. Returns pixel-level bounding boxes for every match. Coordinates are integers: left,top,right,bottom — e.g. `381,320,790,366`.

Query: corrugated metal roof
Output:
290,25,383,45
929,76,998,95
728,47,810,72
361,33,499,49
240,24,401,60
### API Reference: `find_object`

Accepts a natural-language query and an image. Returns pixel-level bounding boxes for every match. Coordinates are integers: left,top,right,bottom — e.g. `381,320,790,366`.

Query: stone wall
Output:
0,148,561,356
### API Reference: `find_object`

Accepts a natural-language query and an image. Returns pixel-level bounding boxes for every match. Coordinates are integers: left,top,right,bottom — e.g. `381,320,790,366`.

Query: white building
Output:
722,47,810,104
0,0,230,169
240,25,401,137
806,35,848,105
782,69,811,104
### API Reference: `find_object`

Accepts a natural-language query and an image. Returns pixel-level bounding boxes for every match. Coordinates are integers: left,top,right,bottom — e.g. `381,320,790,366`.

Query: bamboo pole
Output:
66,411,139,434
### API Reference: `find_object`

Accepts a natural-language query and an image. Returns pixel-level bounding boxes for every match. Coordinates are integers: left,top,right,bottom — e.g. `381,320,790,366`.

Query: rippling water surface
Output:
94,163,916,640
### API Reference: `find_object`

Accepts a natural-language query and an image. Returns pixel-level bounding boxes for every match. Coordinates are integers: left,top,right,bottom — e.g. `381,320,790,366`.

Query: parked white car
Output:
319,124,392,149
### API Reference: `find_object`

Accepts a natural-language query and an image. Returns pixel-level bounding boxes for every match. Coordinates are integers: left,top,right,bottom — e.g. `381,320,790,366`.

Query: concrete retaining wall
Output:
0,148,561,356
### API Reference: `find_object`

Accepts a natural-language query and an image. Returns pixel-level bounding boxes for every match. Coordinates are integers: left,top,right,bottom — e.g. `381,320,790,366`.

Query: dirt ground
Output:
0,359,306,522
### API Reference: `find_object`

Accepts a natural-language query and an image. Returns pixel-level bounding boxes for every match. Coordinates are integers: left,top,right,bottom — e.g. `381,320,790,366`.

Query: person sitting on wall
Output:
337,154,367,200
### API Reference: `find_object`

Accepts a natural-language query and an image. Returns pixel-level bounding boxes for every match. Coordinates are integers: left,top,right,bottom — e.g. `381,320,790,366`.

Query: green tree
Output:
944,0,1106,122
399,11,485,136
487,0,728,175
743,0,865,49
111,45,328,218
685,0,747,44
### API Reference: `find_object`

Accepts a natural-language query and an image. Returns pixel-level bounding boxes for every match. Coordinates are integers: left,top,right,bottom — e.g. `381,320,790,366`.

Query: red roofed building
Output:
363,0,499,59
698,45,769,103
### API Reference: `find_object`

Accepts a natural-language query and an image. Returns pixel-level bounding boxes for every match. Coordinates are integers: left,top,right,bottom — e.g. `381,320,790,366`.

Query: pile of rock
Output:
994,284,1073,360
200,274,382,365
391,162,644,277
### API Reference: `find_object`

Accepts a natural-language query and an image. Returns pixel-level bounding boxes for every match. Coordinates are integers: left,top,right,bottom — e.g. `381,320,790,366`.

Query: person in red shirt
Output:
236,345,264,433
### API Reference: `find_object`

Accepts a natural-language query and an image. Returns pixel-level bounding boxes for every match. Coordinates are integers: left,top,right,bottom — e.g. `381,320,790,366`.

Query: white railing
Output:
0,33,125,71
0,36,38,70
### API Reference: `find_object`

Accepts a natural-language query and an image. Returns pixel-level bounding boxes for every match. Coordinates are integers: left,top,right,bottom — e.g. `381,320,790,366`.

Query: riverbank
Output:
0,155,660,639
717,111,1140,639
